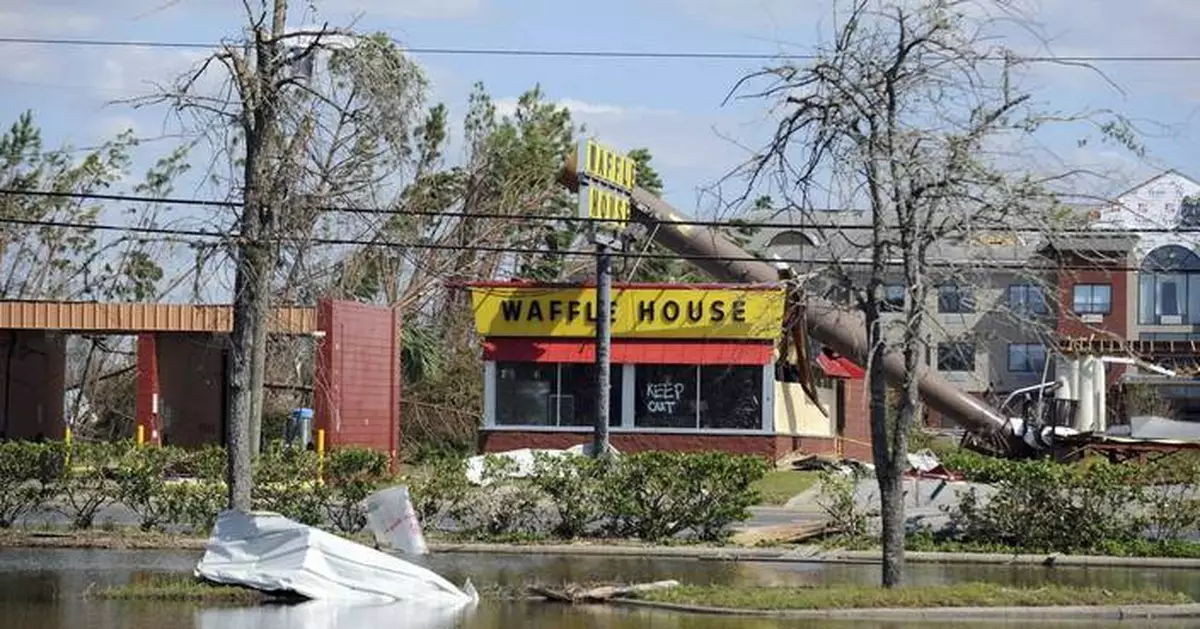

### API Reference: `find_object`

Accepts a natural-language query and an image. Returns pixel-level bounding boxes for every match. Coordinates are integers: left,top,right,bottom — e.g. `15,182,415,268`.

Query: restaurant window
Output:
494,362,621,427
700,366,763,430
635,364,764,430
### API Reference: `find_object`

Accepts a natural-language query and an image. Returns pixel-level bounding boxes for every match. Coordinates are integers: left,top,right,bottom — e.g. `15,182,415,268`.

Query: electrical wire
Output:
1,35,1199,63
0,213,1168,273
0,187,1181,235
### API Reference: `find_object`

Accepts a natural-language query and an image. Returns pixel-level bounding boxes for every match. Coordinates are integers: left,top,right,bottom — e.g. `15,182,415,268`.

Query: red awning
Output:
483,338,774,365
817,353,865,380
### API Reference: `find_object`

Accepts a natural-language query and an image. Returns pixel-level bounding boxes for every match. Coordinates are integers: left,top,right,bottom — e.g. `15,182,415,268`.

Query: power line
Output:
9,186,1200,244
2,35,1200,63
0,214,1166,273
2,187,1195,237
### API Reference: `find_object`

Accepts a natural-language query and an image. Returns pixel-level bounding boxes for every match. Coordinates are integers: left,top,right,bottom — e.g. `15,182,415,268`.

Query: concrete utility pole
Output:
593,243,613,456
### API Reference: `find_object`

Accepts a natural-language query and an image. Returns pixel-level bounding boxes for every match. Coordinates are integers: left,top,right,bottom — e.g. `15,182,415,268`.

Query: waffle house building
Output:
468,282,872,460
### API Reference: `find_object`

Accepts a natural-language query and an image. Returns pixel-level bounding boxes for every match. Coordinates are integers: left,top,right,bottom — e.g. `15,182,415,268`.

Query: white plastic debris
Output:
364,485,428,555
465,443,619,486
905,449,941,473
194,599,474,629
195,510,476,607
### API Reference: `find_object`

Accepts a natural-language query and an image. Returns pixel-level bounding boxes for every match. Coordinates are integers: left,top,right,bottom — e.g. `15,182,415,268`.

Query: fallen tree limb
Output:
530,580,681,603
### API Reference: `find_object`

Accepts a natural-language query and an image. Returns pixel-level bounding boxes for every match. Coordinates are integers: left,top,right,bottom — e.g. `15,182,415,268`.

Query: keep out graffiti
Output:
645,381,686,414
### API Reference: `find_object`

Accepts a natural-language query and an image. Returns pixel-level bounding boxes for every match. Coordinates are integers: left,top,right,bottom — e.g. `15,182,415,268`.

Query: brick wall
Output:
0,331,66,440
314,300,401,461
838,378,873,461
157,334,226,447
1056,252,1131,387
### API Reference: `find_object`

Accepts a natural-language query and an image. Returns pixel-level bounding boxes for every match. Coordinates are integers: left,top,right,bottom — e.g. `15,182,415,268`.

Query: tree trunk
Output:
865,305,904,587
226,236,264,512
876,456,906,587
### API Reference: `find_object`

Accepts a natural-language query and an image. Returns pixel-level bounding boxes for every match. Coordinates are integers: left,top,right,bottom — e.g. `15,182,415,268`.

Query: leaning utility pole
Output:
573,139,635,458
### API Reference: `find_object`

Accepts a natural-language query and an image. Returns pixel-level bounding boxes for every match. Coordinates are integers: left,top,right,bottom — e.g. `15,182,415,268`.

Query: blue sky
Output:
0,0,1197,215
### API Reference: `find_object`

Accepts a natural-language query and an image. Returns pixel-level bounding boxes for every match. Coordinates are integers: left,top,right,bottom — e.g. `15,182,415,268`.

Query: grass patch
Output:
91,574,269,603
636,583,1193,611
752,471,818,506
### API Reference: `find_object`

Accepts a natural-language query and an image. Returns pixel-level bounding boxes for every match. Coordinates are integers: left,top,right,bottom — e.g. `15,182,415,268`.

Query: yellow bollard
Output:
137,425,145,447
64,426,73,468
316,429,326,486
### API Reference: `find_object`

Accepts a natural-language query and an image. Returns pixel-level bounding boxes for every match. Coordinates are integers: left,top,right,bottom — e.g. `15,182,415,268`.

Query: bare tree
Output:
730,0,1138,586
142,0,357,510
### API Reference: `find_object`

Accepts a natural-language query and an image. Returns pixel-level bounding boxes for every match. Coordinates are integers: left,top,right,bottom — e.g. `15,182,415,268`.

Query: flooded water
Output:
2,548,1200,629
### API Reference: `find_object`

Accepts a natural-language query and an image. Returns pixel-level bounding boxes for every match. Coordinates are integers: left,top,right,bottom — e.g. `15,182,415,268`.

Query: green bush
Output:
160,481,226,534
451,455,544,539
323,447,391,534
601,451,769,542
0,441,58,527
815,468,872,546
251,444,325,526
406,455,471,525
529,453,608,538
946,459,1149,553
111,444,183,531
58,441,125,529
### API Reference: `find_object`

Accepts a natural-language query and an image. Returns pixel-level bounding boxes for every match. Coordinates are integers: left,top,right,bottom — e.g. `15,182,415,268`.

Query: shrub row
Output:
0,441,769,543
937,455,1200,554
406,450,769,542
0,440,390,535
940,453,1200,552
812,450,1200,557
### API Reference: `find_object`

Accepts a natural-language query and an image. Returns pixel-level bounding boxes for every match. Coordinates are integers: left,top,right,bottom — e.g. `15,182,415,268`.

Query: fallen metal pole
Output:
630,187,1017,452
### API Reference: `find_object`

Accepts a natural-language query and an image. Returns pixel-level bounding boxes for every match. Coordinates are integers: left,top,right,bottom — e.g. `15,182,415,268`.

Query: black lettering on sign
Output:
710,300,726,322
567,300,582,322
528,301,544,322
731,299,747,322
585,301,596,322
548,300,563,321
686,300,703,322
500,300,522,321
637,300,655,322
661,300,680,322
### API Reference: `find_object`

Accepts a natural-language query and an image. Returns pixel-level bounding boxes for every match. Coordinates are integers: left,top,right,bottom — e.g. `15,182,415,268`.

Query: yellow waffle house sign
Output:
469,285,786,340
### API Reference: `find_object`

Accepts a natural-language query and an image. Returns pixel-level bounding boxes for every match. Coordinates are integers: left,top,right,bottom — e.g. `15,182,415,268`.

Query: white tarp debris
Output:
195,600,473,629
465,443,619,485
195,510,476,607
364,485,428,555
905,449,940,473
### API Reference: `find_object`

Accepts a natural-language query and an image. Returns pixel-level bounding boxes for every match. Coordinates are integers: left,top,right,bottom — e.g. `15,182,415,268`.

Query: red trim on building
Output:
817,353,865,380
483,338,775,365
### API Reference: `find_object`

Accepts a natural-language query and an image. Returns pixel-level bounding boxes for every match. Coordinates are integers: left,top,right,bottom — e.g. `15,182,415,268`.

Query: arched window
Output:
1139,245,1200,324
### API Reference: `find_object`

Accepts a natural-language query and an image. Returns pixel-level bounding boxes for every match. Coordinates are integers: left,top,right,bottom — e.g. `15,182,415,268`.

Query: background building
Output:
749,169,1200,429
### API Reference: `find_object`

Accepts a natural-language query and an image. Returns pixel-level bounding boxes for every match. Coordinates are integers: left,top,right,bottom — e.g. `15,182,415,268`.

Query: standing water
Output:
2,548,1199,629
